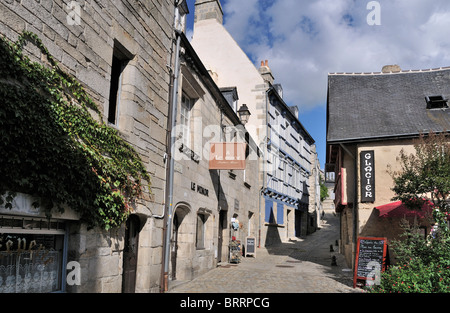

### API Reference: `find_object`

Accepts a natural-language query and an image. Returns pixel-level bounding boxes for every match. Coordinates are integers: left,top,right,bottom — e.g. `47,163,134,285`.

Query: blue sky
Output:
185,0,450,168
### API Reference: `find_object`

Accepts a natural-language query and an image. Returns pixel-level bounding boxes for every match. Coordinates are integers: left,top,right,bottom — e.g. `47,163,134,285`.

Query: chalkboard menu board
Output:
353,237,387,288
246,237,256,257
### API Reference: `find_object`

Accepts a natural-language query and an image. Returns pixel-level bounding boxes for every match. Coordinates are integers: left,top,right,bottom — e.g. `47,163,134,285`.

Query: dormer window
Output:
220,87,239,113
426,95,448,109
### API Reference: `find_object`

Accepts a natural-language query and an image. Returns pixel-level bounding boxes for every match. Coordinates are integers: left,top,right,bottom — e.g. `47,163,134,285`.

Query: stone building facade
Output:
0,0,175,293
263,85,315,244
167,32,261,285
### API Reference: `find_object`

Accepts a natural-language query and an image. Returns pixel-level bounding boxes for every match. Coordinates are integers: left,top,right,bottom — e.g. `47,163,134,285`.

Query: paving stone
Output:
169,211,363,294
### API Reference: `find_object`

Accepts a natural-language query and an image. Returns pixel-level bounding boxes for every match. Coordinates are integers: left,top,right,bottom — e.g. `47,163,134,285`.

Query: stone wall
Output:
0,0,175,293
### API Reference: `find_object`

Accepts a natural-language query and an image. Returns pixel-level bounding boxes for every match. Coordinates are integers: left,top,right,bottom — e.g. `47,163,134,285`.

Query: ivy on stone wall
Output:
0,31,151,230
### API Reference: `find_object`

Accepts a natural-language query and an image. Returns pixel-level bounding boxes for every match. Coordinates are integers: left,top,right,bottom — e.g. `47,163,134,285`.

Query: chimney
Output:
259,59,274,85
382,64,401,73
194,0,224,25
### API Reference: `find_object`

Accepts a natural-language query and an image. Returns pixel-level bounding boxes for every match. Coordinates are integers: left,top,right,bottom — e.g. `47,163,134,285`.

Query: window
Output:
108,44,131,125
220,87,239,113
0,217,66,293
180,93,195,146
196,213,207,250
274,111,280,129
325,163,336,183
426,95,448,110
297,135,302,153
287,162,293,184
294,166,301,191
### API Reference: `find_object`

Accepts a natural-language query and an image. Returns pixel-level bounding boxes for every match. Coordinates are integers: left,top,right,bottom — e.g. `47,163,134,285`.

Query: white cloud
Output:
222,0,261,43
220,0,450,111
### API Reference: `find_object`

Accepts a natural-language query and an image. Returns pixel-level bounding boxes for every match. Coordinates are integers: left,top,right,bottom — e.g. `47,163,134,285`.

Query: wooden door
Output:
122,215,140,293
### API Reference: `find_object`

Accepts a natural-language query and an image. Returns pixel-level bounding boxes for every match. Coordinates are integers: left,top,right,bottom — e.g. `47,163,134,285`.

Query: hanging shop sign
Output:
209,143,247,170
360,151,375,203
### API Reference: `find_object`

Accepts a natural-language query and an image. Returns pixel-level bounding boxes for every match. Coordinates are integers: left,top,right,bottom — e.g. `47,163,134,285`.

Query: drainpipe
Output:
161,29,182,293
339,143,358,268
153,153,168,220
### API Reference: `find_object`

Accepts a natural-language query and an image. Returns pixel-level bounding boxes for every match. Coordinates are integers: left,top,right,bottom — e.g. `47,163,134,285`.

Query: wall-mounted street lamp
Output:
237,104,251,125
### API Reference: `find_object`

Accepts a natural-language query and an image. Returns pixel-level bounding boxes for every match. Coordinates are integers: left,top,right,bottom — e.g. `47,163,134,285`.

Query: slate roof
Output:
269,86,315,145
327,67,450,144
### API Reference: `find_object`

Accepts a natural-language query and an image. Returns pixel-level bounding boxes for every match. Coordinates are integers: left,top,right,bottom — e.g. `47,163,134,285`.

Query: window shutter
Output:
265,199,274,223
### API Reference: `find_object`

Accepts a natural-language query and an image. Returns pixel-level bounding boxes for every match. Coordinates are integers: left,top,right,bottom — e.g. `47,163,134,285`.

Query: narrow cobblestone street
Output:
169,210,361,293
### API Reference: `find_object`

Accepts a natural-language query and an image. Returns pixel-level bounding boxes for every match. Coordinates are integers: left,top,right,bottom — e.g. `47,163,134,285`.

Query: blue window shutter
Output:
277,202,284,225
265,199,275,223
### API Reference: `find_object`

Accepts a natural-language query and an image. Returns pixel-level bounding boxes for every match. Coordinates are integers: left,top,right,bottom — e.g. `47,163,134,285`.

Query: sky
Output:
185,0,450,169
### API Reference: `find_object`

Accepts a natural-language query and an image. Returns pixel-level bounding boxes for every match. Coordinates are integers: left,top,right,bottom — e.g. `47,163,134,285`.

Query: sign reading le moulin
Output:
360,151,375,202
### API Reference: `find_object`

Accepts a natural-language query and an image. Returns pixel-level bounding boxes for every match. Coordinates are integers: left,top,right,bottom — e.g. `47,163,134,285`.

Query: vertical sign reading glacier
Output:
360,151,375,203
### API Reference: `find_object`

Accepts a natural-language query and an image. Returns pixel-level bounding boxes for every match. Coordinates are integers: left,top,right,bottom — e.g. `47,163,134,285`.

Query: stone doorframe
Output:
170,202,191,281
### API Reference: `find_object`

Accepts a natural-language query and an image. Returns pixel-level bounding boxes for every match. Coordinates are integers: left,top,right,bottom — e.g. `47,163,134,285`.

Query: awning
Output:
375,200,434,218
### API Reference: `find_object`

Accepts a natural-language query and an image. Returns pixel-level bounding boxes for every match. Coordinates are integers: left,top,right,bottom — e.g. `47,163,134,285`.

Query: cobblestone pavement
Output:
169,210,362,294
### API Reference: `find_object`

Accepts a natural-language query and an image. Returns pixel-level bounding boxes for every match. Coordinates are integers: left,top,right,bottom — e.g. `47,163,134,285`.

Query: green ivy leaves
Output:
0,31,151,230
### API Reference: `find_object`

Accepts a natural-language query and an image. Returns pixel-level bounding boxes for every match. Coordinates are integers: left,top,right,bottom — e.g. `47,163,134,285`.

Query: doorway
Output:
217,210,227,263
122,215,140,293
171,213,180,280
295,210,302,237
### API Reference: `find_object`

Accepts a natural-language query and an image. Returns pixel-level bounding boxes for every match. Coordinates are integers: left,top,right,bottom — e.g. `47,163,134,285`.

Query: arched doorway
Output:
122,214,141,293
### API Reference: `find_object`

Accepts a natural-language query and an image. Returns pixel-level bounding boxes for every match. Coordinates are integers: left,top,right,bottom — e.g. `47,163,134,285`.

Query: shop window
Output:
0,216,66,293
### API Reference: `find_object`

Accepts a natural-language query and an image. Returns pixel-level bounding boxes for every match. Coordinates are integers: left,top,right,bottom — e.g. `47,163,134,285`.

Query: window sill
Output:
107,121,120,131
